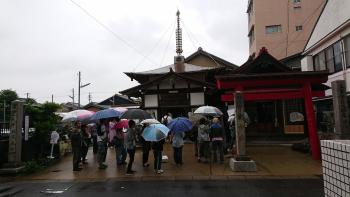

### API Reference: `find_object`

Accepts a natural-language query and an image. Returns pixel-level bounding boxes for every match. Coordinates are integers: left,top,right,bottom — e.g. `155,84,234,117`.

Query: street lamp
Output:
78,71,91,109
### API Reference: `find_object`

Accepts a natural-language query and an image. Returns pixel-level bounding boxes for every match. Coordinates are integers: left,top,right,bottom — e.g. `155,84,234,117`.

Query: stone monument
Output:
331,80,350,139
0,100,25,174
229,91,257,171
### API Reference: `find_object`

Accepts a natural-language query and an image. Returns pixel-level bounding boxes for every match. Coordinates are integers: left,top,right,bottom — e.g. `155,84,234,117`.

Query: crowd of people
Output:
68,113,239,175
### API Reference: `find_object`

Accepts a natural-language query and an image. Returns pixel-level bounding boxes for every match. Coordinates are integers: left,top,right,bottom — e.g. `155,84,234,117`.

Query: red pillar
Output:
303,83,320,160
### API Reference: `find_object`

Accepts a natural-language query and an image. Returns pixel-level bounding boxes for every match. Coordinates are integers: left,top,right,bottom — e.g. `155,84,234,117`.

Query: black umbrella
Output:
120,109,152,120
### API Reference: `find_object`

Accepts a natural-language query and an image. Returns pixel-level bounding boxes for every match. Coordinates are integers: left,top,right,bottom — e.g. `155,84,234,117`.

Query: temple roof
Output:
231,47,292,74
124,48,237,83
121,69,216,97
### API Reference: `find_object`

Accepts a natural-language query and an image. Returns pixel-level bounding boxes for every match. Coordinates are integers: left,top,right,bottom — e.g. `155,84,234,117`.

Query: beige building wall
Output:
248,0,326,60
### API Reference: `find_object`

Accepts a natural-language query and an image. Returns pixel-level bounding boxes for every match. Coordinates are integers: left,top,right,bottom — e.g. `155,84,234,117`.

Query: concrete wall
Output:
249,0,325,59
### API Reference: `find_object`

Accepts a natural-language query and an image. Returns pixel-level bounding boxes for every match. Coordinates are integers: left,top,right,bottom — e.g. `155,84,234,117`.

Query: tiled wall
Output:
321,140,350,197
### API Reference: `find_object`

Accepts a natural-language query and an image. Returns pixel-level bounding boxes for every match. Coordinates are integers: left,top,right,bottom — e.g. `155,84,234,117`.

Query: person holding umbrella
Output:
152,138,165,174
125,120,137,175
142,124,169,174
70,121,82,171
80,123,90,164
167,117,192,166
170,131,185,166
97,119,108,169
197,118,210,163
210,117,225,164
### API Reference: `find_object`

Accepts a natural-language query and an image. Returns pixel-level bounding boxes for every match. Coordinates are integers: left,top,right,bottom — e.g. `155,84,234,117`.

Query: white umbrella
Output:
140,119,160,125
194,106,223,116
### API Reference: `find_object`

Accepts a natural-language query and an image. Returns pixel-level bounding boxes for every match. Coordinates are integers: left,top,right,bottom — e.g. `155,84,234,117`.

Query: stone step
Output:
0,185,11,193
0,188,23,197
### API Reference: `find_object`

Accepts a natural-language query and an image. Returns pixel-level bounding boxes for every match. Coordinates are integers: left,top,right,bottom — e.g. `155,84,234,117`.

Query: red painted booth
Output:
216,48,329,160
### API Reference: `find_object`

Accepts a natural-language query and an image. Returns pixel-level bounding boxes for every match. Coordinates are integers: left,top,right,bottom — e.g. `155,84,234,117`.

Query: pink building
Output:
248,0,326,69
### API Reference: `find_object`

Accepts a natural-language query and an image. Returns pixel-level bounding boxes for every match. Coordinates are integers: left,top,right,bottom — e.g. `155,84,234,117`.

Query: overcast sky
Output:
0,0,249,105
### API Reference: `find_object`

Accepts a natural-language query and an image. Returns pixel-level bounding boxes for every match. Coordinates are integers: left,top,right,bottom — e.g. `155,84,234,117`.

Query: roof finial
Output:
176,9,183,55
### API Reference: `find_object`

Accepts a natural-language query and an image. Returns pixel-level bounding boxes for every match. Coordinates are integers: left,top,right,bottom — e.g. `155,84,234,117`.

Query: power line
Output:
69,0,157,65
132,20,176,72
160,21,176,67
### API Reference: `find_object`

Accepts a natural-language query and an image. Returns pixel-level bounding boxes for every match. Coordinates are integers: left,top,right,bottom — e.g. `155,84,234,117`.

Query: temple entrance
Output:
159,107,189,119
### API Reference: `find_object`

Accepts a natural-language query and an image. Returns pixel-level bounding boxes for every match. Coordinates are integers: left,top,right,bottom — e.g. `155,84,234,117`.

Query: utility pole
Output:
77,71,91,109
69,88,75,105
3,100,5,128
78,71,81,108
51,94,54,103
26,93,30,100
88,92,92,103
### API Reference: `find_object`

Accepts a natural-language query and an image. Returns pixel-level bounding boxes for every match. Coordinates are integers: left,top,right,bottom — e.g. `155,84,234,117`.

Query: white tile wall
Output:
321,140,350,197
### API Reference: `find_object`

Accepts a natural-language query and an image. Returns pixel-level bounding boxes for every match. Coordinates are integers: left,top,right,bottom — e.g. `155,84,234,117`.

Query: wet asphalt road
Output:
4,178,324,197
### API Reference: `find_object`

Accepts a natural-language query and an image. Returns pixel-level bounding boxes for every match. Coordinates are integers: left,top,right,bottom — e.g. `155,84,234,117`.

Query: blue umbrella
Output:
142,124,170,142
90,108,122,120
167,117,193,133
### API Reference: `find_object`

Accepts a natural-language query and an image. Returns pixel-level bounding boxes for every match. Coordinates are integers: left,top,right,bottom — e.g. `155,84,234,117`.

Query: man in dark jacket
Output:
210,117,225,164
70,121,82,171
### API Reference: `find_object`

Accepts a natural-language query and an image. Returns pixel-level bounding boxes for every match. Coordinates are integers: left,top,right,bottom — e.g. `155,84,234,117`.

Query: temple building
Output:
120,11,237,119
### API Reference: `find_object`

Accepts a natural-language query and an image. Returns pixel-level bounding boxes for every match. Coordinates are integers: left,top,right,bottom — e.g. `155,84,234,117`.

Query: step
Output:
0,188,23,197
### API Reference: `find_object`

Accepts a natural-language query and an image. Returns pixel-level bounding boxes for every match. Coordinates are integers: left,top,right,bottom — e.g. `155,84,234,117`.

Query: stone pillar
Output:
331,80,350,139
0,100,25,174
229,91,257,171
234,91,246,157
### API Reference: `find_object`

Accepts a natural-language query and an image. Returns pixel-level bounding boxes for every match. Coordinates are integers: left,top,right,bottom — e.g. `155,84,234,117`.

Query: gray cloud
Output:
0,0,248,104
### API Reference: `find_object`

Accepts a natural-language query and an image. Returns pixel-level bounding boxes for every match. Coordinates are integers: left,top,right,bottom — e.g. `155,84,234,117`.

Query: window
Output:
265,25,281,34
325,47,335,73
296,25,302,31
313,51,326,71
333,41,343,72
344,35,350,68
294,0,301,3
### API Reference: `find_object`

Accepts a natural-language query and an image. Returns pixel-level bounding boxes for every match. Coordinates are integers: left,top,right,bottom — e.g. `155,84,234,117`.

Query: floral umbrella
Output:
61,110,94,122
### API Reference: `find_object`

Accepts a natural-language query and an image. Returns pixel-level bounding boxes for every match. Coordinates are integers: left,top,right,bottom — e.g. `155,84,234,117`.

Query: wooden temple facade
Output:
120,47,237,119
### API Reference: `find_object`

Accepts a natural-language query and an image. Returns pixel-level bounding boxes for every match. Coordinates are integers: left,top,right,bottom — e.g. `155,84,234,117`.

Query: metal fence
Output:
0,127,36,137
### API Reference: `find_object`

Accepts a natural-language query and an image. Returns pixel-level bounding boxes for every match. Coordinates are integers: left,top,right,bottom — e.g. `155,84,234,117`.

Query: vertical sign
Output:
24,116,29,141
8,100,24,166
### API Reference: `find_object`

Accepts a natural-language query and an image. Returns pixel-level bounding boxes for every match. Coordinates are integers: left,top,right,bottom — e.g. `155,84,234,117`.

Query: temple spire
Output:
176,10,183,55
174,10,185,73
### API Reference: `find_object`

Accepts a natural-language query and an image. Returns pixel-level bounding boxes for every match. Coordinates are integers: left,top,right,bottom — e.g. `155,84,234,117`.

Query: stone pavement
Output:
16,143,322,181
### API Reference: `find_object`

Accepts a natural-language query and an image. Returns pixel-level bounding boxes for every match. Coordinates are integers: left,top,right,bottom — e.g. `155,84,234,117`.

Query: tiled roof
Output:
131,63,218,75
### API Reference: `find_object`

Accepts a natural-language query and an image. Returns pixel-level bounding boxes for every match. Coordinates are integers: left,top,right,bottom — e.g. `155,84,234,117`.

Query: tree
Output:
0,89,18,102
0,89,19,123
25,102,61,159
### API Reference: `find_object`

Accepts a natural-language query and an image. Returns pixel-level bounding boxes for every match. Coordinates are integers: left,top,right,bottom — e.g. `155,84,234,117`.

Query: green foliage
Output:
23,160,42,174
0,89,19,122
0,89,18,102
25,102,61,158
